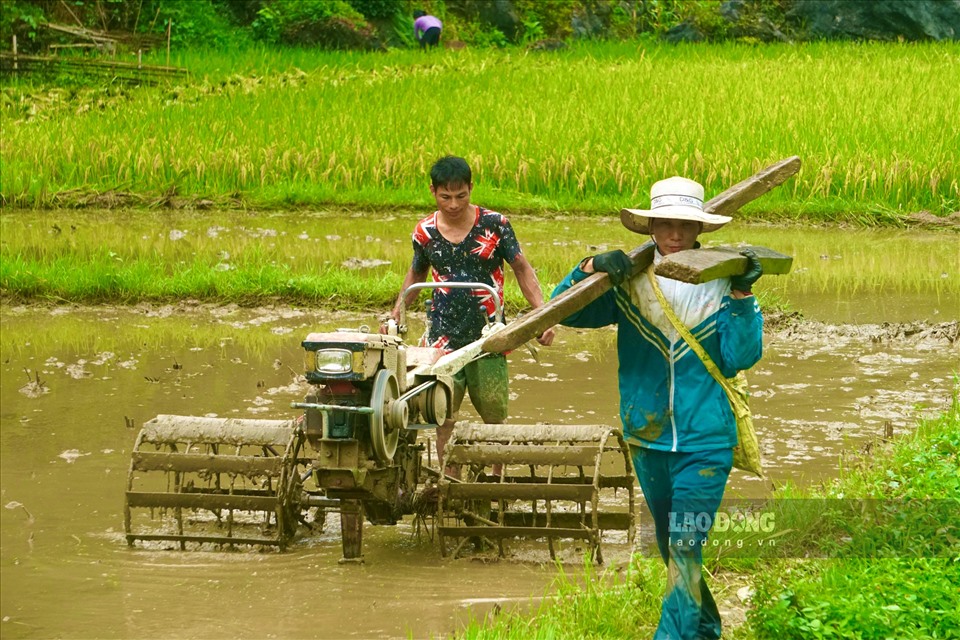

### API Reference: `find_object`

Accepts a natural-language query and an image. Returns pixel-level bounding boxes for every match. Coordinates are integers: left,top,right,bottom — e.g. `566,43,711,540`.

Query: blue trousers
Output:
632,447,733,640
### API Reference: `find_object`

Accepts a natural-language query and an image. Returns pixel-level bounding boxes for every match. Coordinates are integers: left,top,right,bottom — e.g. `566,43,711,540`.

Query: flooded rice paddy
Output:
1,297,957,638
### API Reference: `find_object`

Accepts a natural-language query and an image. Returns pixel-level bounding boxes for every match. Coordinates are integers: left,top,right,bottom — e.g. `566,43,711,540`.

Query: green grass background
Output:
3,41,958,217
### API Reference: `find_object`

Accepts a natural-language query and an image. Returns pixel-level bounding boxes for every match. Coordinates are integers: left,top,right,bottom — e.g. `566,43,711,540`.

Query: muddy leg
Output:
436,418,460,479
467,355,508,479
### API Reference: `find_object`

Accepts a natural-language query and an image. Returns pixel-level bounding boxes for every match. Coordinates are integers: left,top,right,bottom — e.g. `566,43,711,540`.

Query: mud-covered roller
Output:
437,423,636,562
125,415,304,550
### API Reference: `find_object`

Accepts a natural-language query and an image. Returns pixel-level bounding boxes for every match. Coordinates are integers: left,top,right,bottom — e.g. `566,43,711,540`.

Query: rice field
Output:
2,41,958,217
1,210,956,310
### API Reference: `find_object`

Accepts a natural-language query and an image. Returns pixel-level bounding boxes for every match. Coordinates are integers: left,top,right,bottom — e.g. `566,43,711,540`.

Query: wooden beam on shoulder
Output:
480,243,655,354
703,156,801,216
654,245,793,284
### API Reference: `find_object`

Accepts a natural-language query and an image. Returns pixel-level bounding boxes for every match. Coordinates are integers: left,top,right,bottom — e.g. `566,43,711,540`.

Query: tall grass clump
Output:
3,41,958,218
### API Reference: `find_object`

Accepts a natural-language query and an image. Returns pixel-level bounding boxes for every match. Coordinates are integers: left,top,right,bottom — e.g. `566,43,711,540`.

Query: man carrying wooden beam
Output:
551,176,765,640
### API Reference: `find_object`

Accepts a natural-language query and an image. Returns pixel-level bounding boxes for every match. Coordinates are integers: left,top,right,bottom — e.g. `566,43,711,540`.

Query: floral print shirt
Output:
411,206,522,351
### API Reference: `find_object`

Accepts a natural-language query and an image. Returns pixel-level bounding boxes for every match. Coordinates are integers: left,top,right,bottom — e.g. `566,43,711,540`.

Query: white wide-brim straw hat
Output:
621,176,731,234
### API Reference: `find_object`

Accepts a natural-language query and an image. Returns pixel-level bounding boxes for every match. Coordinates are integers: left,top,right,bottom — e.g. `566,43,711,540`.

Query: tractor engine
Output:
299,329,420,533
301,330,407,456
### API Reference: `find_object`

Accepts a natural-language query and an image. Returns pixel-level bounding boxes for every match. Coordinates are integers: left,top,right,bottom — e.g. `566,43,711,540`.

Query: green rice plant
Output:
2,211,956,307
3,41,958,217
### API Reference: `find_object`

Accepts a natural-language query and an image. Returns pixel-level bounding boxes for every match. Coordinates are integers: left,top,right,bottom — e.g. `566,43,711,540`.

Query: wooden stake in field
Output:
481,156,801,354
12,35,17,72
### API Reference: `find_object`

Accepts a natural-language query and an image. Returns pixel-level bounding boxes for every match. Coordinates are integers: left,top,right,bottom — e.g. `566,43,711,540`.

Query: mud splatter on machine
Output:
125,284,635,562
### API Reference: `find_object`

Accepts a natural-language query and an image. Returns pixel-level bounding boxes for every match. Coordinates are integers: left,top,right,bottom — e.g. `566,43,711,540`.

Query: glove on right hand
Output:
591,249,633,286
729,249,763,292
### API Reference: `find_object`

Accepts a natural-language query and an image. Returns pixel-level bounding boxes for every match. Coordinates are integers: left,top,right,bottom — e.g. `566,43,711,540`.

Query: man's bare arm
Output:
391,267,429,321
510,255,555,346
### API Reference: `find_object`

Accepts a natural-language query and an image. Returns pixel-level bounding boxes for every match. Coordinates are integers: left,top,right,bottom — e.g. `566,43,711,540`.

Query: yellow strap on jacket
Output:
645,267,764,477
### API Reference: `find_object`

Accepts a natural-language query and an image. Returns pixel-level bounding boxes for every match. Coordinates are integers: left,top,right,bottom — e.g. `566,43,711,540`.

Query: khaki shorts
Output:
450,354,509,423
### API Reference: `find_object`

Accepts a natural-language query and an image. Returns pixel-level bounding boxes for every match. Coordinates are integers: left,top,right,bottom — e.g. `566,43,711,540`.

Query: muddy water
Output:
1,305,957,639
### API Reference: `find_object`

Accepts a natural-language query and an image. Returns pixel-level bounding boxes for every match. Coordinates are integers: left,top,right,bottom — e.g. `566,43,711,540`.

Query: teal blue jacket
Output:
552,257,763,453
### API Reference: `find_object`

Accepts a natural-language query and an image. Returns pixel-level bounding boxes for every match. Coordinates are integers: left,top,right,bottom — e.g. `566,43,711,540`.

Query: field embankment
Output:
2,42,958,219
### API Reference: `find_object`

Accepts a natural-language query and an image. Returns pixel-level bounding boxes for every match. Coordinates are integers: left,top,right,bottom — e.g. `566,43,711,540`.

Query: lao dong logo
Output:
669,509,776,534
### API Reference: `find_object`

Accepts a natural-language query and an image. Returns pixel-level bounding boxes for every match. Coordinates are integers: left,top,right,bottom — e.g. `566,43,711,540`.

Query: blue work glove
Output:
730,249,763,292
591,249,633,286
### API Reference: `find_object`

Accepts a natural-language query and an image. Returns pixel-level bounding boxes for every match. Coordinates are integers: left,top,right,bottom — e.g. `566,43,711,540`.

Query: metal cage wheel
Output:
276,433,305,549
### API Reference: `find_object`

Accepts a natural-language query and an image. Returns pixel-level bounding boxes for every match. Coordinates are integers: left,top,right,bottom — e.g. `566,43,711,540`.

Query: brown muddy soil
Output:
764,311,958,346
1,301,956,639
905,210,960,230
5,301,957,347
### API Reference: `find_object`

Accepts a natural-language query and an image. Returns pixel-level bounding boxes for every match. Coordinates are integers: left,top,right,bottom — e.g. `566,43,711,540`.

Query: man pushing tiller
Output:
386,155,555,478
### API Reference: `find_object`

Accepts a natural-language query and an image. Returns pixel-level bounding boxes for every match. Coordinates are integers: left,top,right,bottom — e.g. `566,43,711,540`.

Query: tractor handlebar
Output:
396,281,503,335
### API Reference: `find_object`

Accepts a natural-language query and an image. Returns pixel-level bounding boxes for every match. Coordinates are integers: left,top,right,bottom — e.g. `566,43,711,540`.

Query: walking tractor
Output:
124,283,637,562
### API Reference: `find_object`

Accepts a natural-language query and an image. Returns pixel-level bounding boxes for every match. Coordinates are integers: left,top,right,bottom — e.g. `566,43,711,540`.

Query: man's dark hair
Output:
413,10,426,19
430,156,472,189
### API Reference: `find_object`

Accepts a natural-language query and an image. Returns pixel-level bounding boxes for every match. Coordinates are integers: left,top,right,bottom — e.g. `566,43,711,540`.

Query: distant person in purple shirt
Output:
413,10,442,49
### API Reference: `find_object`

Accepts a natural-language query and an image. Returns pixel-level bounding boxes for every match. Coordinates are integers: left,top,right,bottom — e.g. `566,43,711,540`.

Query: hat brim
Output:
620,205,732,234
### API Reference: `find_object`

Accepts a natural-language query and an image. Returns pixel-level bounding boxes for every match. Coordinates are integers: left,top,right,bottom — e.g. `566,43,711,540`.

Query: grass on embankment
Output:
743,385,960,639
456,381,960,639
2,41,958,218
1,210,957,308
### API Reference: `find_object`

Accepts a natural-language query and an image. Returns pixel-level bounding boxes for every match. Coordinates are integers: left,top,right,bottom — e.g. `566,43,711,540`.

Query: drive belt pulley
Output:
369,369,402,463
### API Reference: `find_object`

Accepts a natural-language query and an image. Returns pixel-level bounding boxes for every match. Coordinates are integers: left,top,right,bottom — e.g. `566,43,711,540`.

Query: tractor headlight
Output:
314,348,353,374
